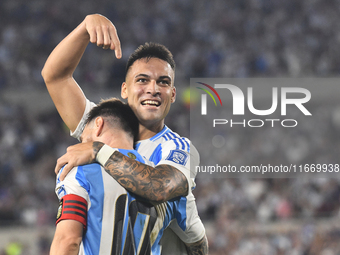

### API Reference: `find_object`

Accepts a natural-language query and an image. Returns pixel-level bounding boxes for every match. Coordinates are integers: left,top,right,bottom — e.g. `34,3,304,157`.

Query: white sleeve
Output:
161,192,206,255
157,139,200,192
171,192,205,243
160,228,188,255
70,98,97,140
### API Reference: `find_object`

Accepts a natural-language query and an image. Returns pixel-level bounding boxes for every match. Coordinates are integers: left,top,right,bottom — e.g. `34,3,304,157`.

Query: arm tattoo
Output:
185,236,209,255
92,142,188,203
92,141,103,160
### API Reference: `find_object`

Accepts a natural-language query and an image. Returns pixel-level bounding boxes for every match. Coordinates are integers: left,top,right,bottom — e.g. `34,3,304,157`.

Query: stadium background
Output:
1,0,340,254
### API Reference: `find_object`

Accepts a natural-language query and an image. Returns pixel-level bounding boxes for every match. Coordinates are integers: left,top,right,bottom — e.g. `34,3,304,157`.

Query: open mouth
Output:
141,100,161,107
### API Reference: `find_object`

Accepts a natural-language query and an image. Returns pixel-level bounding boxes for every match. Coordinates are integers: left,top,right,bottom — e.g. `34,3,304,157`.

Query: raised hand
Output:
84,14,122,58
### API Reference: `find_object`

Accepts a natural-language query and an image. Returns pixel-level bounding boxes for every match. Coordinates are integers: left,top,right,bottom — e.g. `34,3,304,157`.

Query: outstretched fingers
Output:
84,14,122,58
109,26,122,58
55,154,76,181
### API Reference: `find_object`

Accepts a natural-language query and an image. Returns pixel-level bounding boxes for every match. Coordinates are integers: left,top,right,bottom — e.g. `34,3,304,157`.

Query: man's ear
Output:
94,117,104,137
171,86,176,103
121,82,128,99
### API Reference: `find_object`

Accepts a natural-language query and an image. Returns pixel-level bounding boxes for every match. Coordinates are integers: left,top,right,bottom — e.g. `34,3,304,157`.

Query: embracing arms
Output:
42,14,190,203
56,142,189,204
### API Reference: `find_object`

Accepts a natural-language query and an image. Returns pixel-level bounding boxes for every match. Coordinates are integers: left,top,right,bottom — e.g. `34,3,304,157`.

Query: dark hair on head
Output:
85,98,139,143
126,42,176,75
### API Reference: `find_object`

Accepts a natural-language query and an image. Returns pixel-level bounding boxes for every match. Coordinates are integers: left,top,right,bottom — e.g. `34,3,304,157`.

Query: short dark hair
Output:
85,98,139,142
126,42,176,76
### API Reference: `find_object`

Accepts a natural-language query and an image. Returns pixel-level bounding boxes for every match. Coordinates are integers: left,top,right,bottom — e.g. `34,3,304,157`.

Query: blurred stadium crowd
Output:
1,0,340,254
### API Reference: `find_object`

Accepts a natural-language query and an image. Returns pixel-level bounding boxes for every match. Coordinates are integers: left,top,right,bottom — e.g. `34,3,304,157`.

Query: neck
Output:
138,121,164,141
99,131,134,150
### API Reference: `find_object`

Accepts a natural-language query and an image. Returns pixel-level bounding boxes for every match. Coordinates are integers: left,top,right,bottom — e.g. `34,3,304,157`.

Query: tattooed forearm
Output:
93,142,188,203
185,235,209,255
93,141,104,160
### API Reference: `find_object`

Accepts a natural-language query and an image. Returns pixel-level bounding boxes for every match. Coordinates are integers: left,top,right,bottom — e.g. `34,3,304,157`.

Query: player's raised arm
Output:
41,14,121,132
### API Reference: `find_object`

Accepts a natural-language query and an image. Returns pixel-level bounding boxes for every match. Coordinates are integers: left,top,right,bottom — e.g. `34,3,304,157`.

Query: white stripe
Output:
150,203,167,246
137,215,150,255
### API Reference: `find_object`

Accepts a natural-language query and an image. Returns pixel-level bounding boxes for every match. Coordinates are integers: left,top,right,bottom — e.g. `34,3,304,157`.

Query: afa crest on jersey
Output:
127,152,137,159
56,201,63,220
166,150,188,166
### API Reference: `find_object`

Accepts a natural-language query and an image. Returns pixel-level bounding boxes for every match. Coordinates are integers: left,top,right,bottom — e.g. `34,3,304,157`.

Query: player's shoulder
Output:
78,162,102,172
57,164,82,182
117,148,145,163
136,126,198,160
153,126,189,144
160,129,195,154
57,164,99,179
55,164,94,197
159,129,200,166
61,163,103,185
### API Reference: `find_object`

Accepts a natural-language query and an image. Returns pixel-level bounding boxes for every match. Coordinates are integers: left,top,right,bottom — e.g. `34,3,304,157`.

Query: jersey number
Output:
111,194,157,255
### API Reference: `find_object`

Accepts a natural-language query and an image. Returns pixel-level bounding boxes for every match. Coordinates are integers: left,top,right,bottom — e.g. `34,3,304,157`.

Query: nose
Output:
145,80,160,95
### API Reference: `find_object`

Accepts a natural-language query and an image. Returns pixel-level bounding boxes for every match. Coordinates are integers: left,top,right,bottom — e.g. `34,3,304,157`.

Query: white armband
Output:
96,144,118,166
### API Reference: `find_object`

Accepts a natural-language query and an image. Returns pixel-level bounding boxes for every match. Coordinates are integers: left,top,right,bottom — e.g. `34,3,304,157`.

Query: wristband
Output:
96,144,118,166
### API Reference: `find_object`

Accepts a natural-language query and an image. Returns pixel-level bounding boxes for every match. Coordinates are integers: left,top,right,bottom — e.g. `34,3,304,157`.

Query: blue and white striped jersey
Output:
133,126,205,252
71,99,206,253
56,149,188,255
135,125,198,191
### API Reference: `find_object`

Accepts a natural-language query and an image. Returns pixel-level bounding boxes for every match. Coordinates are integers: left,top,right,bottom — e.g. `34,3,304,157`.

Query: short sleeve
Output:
56,166,89,203
70,98,96,140
163,193,205,245
55,166,90,228
157,139,200,193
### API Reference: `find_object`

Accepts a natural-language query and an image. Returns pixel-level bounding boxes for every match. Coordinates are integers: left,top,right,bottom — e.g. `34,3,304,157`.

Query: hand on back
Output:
56,142,95,180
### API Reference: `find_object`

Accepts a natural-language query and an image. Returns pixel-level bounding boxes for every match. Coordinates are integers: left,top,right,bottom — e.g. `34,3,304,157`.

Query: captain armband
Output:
56,194,88,230
96,144,118,166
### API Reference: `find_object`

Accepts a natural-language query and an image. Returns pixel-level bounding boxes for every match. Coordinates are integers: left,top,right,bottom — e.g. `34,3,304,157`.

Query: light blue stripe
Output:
149,144,163,164
121,195,130,255
175,197,187,231
174,132,180,138
152,242,161,255
183,138,190,152
57,186,65,196
118,149,146,164
56,166,66,185
151,201,174,254
150,126,169,141
133,213,148,250
178,138,186,151
173,139,180,150
79,163,105,255
168,132,177,139
134,142,141,151
163,133,169,141
75,166,90,192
